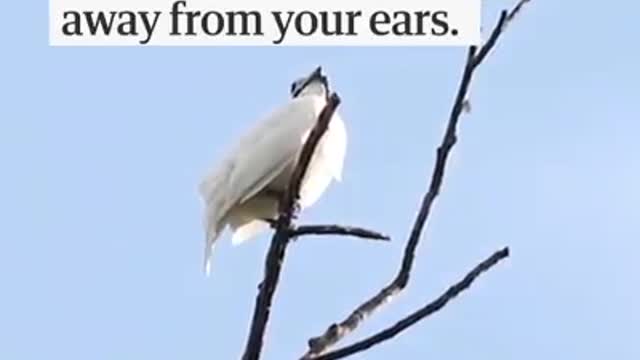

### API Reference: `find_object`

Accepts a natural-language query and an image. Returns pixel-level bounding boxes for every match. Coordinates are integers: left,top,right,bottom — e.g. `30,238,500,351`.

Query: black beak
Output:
292,66,329,98
309,66,323,81
307,65,329,91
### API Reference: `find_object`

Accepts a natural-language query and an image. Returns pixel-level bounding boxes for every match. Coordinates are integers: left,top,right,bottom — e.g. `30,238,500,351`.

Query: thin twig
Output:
291,225,390,241
312,248,510,360
472,11,507,69
302,1,529,356
241,93,342,360
507,0,531,22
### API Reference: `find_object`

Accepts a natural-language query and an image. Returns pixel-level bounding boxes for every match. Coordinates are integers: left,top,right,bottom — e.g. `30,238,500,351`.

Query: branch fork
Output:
240,2,531,359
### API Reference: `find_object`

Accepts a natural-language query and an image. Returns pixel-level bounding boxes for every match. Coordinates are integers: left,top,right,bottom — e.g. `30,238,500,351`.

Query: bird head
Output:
290,66,329,98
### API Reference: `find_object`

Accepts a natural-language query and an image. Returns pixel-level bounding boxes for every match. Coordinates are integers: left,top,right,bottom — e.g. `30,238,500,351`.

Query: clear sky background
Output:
1,1,639,359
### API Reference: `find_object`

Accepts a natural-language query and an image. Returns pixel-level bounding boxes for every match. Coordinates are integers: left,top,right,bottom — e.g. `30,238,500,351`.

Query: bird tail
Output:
201,200,228,276
203,231,218,276
199,165,229,277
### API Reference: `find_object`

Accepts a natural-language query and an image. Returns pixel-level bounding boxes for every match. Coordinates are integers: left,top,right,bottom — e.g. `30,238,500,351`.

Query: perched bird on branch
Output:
198,66,348,275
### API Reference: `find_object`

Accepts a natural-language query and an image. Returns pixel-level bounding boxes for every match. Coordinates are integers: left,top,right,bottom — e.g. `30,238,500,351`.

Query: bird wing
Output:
199,100,311,274
199,159,234,276
199,96,326,275
229,96,320,206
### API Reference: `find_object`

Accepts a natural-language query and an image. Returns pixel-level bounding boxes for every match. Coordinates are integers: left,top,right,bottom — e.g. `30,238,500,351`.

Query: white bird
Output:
198,66,348,275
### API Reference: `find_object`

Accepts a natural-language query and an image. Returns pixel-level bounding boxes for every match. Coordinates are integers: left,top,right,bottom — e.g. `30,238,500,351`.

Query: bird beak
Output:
309,66,323,81
291,66,329,98
307,66,329,92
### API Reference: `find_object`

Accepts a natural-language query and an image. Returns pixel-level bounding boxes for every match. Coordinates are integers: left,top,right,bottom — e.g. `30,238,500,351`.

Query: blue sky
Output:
1,1,639,359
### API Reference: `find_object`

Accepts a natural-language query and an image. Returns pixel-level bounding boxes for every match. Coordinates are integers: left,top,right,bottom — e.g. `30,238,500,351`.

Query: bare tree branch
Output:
507,0,531,22
291,225,390,241
312,247,510,360
302,1,530,357
241,93,342,360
